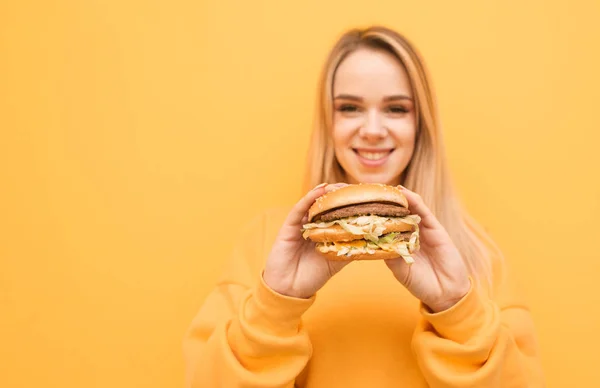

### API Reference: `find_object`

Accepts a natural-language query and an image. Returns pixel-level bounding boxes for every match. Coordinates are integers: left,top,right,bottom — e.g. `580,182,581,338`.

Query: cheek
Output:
332,116,360,146
386,117,416,147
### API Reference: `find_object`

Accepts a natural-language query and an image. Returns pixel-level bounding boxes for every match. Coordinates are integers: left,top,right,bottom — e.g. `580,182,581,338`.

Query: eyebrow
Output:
334,94,413,102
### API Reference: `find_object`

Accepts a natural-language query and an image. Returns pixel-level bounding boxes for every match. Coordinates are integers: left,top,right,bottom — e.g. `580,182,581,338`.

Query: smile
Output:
353,148,394,166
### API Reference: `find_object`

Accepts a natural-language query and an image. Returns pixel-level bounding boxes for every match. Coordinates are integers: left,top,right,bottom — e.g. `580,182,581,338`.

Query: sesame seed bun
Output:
308,183,408,222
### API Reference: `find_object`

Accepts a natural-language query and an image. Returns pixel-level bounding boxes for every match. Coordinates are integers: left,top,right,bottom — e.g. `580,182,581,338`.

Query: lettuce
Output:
302,214,422,242
337,220,366,236
316,230,420,263
377,232,399,244
305,214,421,263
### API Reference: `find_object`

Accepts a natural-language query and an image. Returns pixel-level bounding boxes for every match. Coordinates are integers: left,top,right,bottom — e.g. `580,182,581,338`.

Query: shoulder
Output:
487,248,530,309
233,205,292,270
217,206,292,287
243,206,291,247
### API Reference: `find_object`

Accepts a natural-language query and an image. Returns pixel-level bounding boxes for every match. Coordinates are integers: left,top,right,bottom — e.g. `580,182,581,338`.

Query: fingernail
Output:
398,184,407,190
325,183,348,192
312,182,327,190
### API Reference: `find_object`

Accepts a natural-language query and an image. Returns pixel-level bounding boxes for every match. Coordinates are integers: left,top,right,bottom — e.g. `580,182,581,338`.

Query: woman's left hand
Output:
385,186,471,313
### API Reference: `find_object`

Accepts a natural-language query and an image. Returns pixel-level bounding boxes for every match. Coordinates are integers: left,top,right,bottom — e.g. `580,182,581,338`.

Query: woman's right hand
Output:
263,183,351,299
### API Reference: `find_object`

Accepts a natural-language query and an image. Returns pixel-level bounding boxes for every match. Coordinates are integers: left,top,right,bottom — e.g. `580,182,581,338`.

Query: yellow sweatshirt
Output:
183,207,544,387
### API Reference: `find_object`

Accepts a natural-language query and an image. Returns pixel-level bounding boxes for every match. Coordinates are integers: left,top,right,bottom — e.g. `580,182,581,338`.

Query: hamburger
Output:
302,183,421,262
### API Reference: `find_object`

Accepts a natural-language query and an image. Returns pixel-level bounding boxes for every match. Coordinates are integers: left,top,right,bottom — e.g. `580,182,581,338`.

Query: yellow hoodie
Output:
183,207,544,387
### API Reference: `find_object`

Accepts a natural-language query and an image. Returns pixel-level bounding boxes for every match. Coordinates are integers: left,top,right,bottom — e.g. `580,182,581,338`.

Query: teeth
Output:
357,151,389,160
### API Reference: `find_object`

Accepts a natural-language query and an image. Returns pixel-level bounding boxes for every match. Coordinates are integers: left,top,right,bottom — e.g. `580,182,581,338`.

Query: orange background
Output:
1,1,599,387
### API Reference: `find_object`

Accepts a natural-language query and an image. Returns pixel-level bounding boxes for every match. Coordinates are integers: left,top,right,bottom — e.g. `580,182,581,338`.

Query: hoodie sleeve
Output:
182,210,314,388
411,258,545,387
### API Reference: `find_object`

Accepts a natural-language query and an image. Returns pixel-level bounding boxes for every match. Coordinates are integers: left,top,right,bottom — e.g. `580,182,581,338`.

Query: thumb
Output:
384,257,412,286
327,258,353,276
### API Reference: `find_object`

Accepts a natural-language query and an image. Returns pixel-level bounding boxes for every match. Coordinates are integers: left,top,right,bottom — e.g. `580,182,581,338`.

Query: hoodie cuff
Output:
420,278,498,344
241,274,315,337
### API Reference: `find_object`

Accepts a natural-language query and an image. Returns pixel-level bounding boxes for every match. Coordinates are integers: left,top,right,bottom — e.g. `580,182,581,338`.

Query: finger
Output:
384,256,412,286
324,182,348,193
328,257,353,276
398,186,441,229
301,214,308,224
286,183,346,226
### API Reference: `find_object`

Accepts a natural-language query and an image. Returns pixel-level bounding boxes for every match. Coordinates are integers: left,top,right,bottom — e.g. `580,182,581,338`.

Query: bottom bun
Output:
320,249,401,261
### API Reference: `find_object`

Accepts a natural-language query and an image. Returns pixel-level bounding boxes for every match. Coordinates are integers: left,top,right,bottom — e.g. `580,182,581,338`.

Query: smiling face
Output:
332,47,417,186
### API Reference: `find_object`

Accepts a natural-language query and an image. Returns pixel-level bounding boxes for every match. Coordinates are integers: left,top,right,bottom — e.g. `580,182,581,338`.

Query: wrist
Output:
262,271,312,299
426,279,471,313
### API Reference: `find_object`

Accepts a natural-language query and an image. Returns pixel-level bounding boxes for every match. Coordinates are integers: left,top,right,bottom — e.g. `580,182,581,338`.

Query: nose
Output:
359,110,386,140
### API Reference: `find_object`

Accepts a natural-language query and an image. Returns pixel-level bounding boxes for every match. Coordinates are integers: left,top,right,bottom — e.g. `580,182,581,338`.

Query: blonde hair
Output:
303,26,502,290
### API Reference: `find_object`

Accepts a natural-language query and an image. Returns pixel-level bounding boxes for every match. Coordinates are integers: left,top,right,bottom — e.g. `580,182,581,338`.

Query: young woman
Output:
183,26,545,387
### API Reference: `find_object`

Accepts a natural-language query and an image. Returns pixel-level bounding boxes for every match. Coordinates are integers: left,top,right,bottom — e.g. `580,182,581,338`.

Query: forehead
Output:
333,48,412,97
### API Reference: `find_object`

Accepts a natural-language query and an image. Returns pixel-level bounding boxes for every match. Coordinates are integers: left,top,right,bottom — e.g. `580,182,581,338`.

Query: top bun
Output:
308,183,408,222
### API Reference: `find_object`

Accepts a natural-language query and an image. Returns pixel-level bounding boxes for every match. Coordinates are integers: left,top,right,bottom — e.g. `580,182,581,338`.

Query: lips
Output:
352,148,394,166
356,150,390,160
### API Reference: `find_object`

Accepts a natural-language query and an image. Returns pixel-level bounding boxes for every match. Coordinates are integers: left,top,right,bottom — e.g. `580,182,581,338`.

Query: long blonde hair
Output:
304,26,502,291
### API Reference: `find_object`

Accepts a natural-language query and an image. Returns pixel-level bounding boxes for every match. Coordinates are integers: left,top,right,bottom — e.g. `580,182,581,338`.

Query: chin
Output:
338,152,409,186
347,172,401,186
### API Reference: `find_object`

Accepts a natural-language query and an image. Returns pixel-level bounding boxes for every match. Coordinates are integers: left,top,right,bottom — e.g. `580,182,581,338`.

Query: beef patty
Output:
314,202,411,222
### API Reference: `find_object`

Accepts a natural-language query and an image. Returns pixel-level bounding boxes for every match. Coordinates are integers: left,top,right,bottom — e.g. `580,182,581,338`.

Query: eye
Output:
386,105,409,114
337,104,360,112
